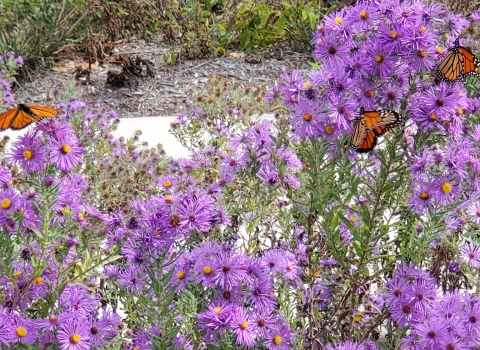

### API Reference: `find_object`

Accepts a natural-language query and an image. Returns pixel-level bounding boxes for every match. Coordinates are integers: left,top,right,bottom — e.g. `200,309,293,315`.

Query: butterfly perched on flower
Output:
350,107,402,153
436,38,480,83
0,104,60,131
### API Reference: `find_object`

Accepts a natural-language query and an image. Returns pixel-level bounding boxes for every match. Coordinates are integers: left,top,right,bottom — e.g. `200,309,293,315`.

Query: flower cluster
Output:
384,263,480,349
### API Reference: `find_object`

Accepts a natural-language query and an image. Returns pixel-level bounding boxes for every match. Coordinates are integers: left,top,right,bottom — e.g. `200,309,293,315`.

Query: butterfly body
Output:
0,104,60,131
436,39,480,83
350,108,402,153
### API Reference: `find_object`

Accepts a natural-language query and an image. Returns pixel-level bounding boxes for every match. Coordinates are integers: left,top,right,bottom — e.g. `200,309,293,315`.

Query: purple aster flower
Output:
384,276,409,308
405,281,437,313
12,315,37,344
157,175,176,191
257,164,280,186
410,104,446,133
0,166,12,186
347,2,381,31
356,81,377,110
48,130,84,172
36,312,72,332
378,82,405,109
289,98,322,138
414,317,448,349
177,191,214,233
57,319,91,350
252,311,277,340
231,308,257,348
8,130,46,173
264,321,294,350
0,314,14,346
419,83,462,122
198,303,236,343
59,285,98,318
472,8,480,22
213,251,246,290
118,266,144,294
439,333,468,350
247,279,276,311
87,314,117,347
193,256,218,287
365,42,397,78
466,201,480,224
407,179,435,215
460,242,480,268
0,187,19,214
326,94,356,132
405,45,436,73
432,175,460,206
312,32,350,68
344,51,369,80
390,300,415,326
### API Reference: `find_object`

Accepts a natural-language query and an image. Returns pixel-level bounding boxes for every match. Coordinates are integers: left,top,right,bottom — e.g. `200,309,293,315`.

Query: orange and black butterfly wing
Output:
459,46,480,78
436,50,463,83
350,109,401,153
350,117,377,153
436,39,480,83
8,104,60,130
0,108,21,131
356,129,378,153
362,110,402,136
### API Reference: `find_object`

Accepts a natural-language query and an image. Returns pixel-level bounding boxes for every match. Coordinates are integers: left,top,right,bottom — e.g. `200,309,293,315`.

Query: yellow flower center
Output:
163,180,172,188
49,315,58,323
360,10,368,19
417,50,426,58
273,335,282,345
165,195,173,204
177,271,186,280
456,108,463,116
35,277,43,284
350,215,356,222
325,125,333,134
441,182,452,193
335,17,343,24
353,315,362,323
70,334,81,344
477,209,480,217
375,55,384,63
61,145,71,154
420,191,429,200
429,113,437,121
419,26,427,32
203,266,212,275
303,113,313,122
390,30,398,39
13,271,21,278
437,46,444,54
303,81,311,88
286,265,293,271
1,199,11,209
61,207,69,215
16,327,27,337
23,149,34,159
240,321,248,330
79,213,85,220
215,307,222,314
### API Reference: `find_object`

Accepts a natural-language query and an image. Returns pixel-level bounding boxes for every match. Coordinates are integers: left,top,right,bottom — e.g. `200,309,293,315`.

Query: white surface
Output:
112,116,190,158
1,116,191,159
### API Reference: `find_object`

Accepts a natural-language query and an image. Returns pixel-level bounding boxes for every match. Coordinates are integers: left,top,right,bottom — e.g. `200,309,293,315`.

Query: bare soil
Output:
15,37,312,118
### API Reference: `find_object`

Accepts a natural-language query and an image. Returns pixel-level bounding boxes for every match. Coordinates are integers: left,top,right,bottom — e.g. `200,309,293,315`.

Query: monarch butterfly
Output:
0,104,60,131
436,38,480,83
350,108,402,153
